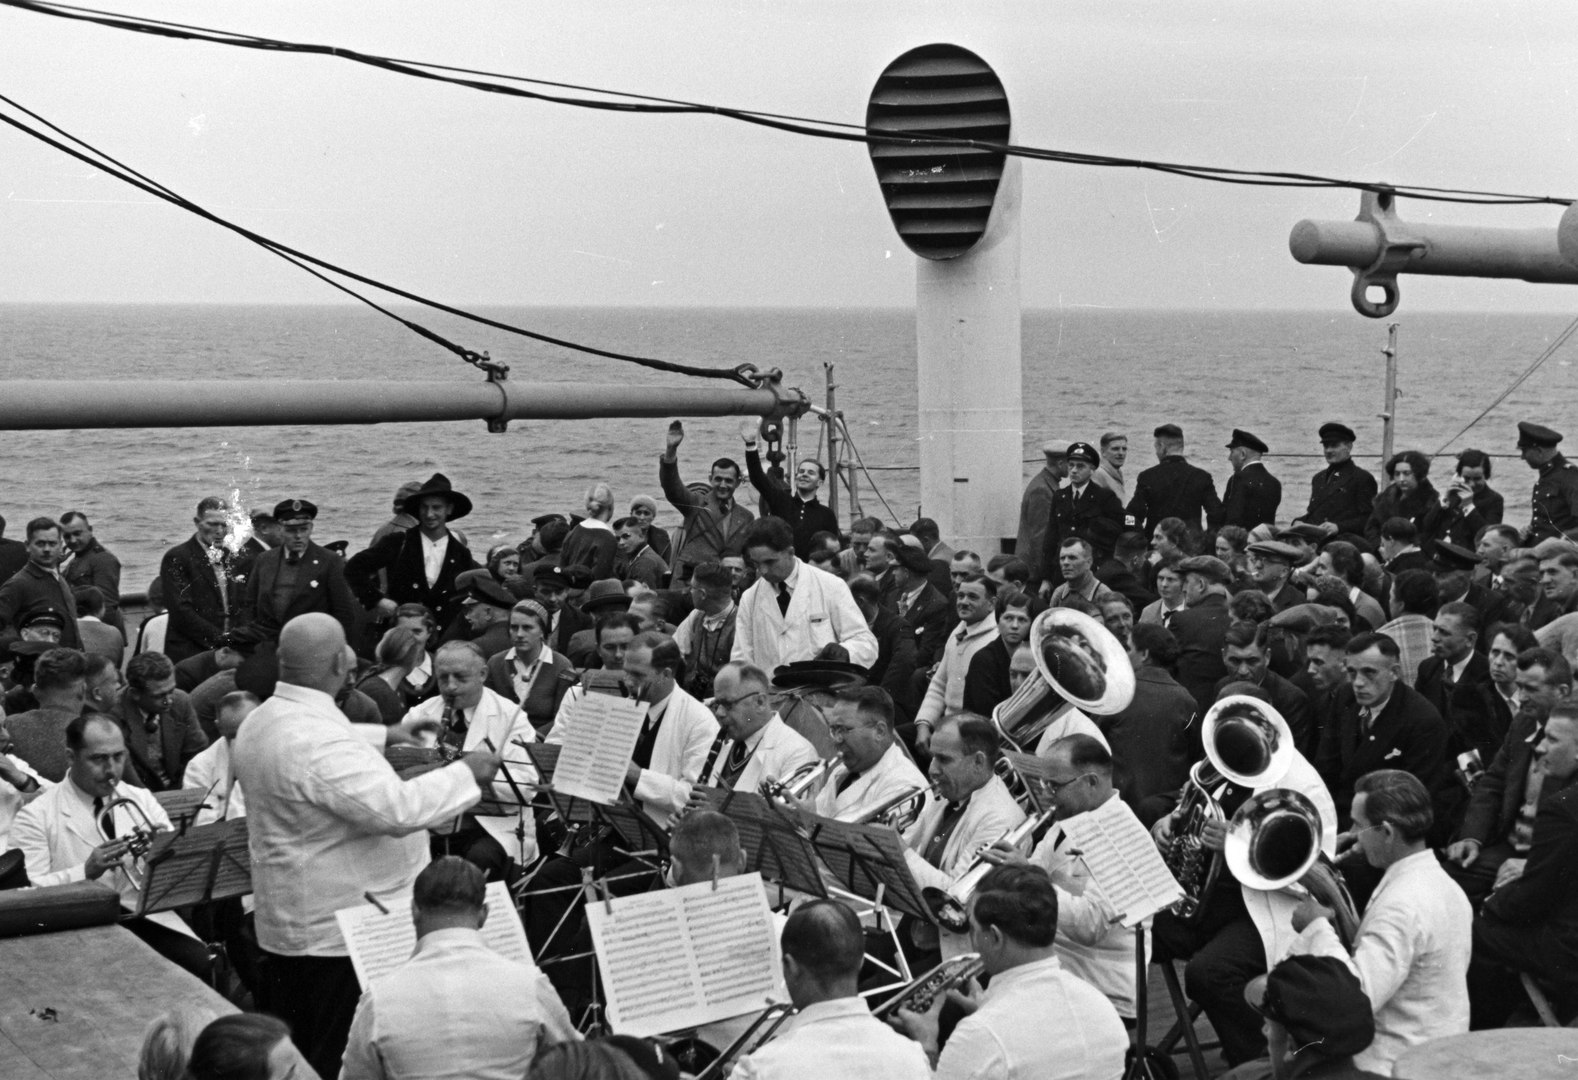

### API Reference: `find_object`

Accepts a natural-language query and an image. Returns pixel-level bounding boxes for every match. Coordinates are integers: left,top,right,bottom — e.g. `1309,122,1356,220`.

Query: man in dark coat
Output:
1169,555,1235,716
849,575,917,719
890,545,953,670
1095,530,1158,615
744,432,839,560
59,512,124,635
1314,631,1451,837
114,651,209,791
1414,600,1491,744
1041,441,1125,590
532,566,594,660
238,499,362,646
0,518,82,650
0,512,28,584
161,496,244,664
1466,702,1578,1027
1297,421,1379,543
1518,419,1578,543
346,474,478,643
1220,429,1282,530
1125,424,1223,538
1213,620,1312,756
1105,622,1194,821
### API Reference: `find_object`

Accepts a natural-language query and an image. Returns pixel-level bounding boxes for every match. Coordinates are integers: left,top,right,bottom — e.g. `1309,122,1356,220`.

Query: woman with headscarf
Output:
628,494,673,567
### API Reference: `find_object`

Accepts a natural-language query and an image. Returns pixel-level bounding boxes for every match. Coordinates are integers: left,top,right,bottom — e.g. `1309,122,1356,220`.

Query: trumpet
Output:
855,784,933,832
96,796,164,890
760,757,838,804
922,808,1057,934
874,953,986,1018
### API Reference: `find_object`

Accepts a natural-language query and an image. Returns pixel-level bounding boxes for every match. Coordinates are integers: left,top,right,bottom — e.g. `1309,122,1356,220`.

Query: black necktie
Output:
95,796,116,838
776,582,791,617
718,740,752,788
632,708,661,770
835,768,860,795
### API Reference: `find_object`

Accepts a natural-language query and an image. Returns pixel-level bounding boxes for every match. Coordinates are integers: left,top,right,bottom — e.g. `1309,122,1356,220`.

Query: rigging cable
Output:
0,91,765,386
1432,312,1578,455
832,416,903,525
1,0,1571,208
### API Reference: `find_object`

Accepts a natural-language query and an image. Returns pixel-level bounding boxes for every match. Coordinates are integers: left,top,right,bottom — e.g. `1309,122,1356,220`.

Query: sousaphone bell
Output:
990,607,1135,761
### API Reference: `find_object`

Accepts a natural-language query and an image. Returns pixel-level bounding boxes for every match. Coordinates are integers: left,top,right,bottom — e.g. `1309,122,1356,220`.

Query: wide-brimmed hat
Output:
771,659,869,692
401,473,473,521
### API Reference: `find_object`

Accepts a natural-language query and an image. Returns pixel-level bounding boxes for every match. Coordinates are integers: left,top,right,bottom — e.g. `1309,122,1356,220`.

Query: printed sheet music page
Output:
334,880,531,988
1060,795,1184,927
553,694,647,804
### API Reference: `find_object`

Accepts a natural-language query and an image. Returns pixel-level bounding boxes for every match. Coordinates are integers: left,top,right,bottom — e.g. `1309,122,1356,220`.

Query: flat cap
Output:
1153,423,1184,440
1318,421,1357,444
272,498,318,523
531,513,568,529
1277,523,1328,543
1517,420,1563,449
1176,555,1232,584
456,574,515,609
1247,540,1303,563
1247,955,1375,1061
1066,441,1101,466
1226,429,1268,454
894,546,934,575
1432,540,1483,572
1041,440,1070,457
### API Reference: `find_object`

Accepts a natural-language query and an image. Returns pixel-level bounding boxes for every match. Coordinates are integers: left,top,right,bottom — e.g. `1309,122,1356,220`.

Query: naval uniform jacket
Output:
1530,453,1578,542
1041,481,1126,584
1220,460,1282,530
161,536,239,663
345,528,477,635
1303,459,1379,539
1125,456,1223,537
239,541,362,644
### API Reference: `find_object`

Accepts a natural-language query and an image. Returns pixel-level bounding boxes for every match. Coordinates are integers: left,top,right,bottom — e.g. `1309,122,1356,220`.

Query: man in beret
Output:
239,499,361,647
1518,420,1578,543
1297,422,1378,543
1039,441,1125,595
1016,439,1069,585
1228,955,1384,1080
1246,541,1305,613
1169,555,1235,715
1221,429,1282,530
347,474,479,646
1125,424,1223,539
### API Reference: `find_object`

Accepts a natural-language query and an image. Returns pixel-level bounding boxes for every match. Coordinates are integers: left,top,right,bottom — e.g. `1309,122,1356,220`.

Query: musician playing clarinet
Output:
1289,769,1471,1076
683,662,819,797
891,864,1128,1080
402,640,538,879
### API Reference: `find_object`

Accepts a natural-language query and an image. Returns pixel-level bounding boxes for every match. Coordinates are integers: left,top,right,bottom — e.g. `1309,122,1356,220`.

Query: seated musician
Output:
993,734,1136,1021
812,686,927,822
1443,646,1570,906
1149,684,1339,1070
340,856,578,1080
403,640,540,879
182,690,258,826
1227,955,1385,1080
733,900,930,1080
1290,769,1471,1074
0,708,49,858
12,712,212,978
684,662,819,796
891,864,1128,1080
901,713,1023,958
1467,701,1578,1027
545,611,642,735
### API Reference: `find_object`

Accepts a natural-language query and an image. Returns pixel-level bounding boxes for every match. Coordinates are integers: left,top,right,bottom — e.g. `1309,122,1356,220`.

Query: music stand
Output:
694,786,827,901
133,818,251,917
806,817,930,920
523,742,598,827
153,788,212,832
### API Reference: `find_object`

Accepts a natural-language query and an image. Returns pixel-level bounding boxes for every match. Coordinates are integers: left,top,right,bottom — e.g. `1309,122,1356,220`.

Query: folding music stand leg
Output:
1123,924,1169,1080
1158,960,1212,1080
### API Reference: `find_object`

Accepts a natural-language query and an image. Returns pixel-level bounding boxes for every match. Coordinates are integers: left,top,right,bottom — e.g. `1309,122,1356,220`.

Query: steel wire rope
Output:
1,0,1572,207
0,90,764,386
1432,312,1578,455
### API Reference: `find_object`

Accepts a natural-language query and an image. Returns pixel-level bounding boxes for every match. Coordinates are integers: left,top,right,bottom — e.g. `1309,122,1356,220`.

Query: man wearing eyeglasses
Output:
813,686,926,823
682,662,819,801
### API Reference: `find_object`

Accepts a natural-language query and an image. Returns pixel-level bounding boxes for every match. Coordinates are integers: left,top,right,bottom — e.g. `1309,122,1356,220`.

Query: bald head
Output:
277,613,353,693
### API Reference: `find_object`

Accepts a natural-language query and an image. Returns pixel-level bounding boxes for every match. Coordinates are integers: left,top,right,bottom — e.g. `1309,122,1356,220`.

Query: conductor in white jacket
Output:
732,517,877,673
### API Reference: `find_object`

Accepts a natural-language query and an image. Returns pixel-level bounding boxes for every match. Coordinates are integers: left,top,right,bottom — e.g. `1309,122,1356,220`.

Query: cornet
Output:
97,796,164,891
874,953,986,1018
854,784,934,832
759,757,838,805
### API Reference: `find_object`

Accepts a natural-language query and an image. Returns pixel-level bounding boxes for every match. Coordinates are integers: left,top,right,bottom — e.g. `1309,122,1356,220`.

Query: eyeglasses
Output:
709,691,763,713
826,723,869,740
1043,772,1093,795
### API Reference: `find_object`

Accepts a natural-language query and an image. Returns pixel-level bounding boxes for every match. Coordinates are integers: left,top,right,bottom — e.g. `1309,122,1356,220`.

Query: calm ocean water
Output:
2,304,1575,586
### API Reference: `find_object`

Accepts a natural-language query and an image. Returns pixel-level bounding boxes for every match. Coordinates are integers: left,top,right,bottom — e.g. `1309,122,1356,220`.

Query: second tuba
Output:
1165,694,1295,922
990,608,1135,803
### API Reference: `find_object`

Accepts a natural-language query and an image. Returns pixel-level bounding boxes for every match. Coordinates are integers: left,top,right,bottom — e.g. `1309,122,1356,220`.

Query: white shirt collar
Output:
702,601,736,631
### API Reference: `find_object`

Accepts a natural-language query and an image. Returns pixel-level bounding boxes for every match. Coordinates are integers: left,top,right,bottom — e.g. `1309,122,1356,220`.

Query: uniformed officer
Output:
1221,429,1282,530
1297,421,1378,542
1125,423,1223,537
1519,420,1578,542
1040,441,1125,593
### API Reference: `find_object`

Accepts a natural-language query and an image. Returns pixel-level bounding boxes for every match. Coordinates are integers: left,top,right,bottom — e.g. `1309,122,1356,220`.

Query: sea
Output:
3,304,1576,588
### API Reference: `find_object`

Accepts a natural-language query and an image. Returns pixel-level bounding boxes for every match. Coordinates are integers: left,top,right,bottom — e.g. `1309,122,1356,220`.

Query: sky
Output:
1,1,1576,311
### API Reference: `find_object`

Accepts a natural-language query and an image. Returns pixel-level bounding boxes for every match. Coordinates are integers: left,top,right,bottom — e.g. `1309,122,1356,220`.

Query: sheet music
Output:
1060,795,1183,928
553,694,647,805
334,881,531,988
586,872,782,1036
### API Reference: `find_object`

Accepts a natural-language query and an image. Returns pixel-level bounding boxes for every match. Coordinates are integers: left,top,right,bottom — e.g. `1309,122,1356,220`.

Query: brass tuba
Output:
990,608,1135,806
1226,788,1362,946
1165,694,1295,922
